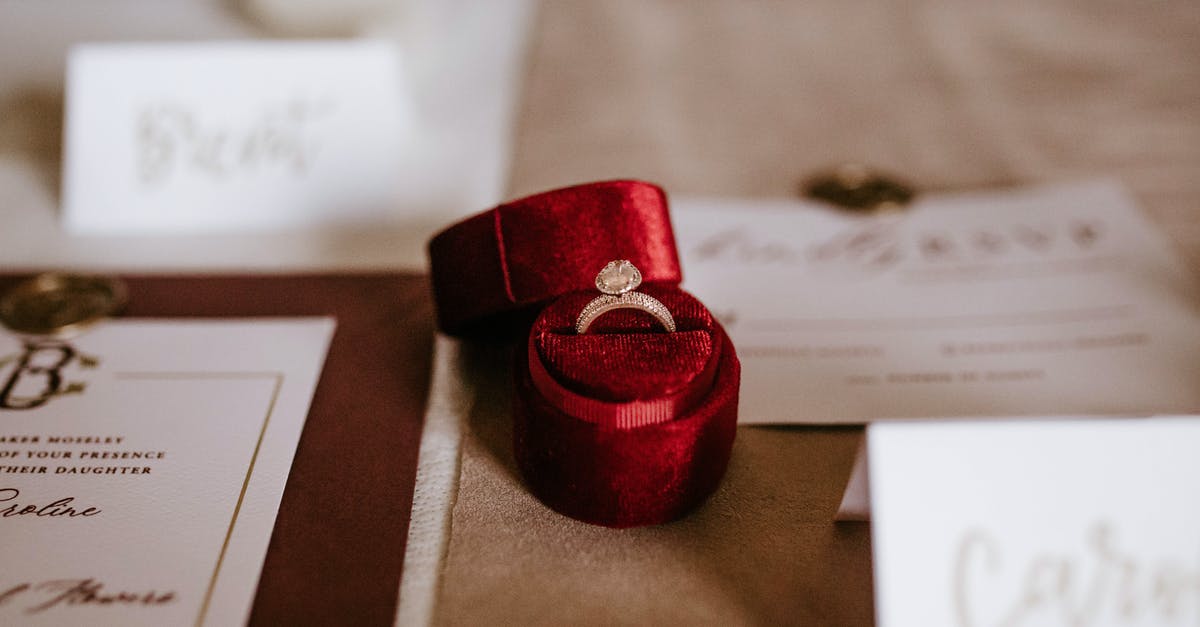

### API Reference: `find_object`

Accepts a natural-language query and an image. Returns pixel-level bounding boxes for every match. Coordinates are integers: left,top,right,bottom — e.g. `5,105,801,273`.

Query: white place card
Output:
842,417,1200,627
62,41,408,234
0,319,333,626
674,181,1200,424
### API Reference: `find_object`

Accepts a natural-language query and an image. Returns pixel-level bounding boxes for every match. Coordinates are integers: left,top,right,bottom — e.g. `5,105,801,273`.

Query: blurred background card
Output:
0,1,533,271
675,181,1200,424
62,40,408,234
856,416,1200,627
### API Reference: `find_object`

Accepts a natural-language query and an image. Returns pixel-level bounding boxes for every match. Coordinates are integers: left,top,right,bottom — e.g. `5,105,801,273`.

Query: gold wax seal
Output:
0,273,127,338
802,163,916,213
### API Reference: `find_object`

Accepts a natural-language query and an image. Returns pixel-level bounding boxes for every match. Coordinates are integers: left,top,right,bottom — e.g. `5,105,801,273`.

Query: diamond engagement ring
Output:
575,260,676,334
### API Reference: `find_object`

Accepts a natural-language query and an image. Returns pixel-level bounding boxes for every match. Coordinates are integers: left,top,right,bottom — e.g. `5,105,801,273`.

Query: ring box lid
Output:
428,180,682,335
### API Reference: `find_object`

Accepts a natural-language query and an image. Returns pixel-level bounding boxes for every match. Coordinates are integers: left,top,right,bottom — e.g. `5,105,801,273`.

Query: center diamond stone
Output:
595,259,642,295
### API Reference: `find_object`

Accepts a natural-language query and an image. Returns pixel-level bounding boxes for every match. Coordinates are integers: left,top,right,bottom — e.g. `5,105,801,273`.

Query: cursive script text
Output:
0,487,101,518
953,522,1200,626
691,218,1106,276
0,578,175,614
136,97,334,185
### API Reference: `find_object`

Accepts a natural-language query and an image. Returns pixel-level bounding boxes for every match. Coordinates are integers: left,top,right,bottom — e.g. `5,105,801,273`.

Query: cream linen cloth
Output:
429,1,1200,625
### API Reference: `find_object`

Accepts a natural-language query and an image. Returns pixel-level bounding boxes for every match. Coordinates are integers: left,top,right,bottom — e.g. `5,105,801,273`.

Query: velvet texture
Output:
428,180,682,336
429,180,740,527
515,289,740,527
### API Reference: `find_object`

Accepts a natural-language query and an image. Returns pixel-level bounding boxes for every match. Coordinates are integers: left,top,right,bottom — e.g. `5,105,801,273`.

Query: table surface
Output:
431,1,1200,625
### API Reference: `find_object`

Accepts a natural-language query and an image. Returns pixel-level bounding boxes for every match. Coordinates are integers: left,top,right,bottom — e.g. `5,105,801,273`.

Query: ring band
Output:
576,260,676,334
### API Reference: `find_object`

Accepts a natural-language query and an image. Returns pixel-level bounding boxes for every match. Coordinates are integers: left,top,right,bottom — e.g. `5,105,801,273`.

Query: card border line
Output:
114,371,284,627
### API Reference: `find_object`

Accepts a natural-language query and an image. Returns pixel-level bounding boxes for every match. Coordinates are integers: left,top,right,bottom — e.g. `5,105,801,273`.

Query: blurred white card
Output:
675,181,1200,423
846,417,1200,627
62,41,408,233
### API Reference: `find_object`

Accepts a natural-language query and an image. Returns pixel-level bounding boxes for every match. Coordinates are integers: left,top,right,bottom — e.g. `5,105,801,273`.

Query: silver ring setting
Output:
575,260,676,334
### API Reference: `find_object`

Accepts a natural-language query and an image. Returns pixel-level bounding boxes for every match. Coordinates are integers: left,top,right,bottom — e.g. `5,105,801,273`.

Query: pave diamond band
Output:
576,261,676,334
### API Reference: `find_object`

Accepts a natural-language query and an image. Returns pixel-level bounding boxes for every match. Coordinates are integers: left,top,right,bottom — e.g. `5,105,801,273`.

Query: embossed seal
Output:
0,273,127,338
802,163,915,213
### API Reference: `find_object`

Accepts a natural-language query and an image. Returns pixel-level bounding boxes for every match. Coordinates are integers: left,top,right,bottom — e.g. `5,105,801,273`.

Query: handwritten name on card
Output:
62,41,408,233
135,98,335,186
853,417,1200,627
952,521,1198,626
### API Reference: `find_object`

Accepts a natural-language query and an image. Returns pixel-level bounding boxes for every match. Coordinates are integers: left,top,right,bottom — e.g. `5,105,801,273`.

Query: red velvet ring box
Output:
428,180,740,528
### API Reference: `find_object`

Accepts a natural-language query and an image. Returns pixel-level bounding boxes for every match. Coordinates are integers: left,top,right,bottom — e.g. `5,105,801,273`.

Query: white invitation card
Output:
0,319,334,626
675,181,1200,423
62,41,408,234
852,416,1200,627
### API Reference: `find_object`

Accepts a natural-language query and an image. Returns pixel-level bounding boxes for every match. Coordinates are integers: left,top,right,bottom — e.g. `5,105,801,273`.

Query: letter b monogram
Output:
0,343,80,410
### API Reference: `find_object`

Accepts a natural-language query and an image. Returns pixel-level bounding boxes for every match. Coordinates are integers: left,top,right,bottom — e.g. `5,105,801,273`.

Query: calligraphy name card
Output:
841,417,1200,627
62,41,409,233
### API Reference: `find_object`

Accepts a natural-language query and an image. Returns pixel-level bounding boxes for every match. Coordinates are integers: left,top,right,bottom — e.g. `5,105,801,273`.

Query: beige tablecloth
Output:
433,1,1200,625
